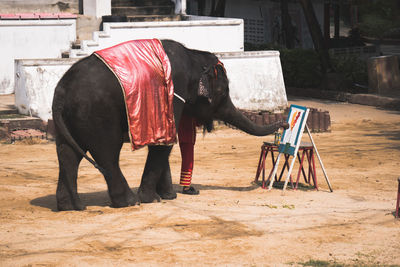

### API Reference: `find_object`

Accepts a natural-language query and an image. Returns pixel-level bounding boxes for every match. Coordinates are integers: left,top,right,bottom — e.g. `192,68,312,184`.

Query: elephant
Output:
52,39,288,211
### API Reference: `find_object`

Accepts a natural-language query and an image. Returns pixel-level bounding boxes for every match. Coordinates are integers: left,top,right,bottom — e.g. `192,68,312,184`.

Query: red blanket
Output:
95,39,176,150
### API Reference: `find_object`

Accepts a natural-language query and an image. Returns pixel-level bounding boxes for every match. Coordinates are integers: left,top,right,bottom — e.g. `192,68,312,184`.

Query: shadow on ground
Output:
30,190,112,211
31,183,262,211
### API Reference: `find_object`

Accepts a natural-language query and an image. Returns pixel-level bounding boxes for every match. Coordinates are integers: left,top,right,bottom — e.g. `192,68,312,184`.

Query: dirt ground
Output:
1,96,400,266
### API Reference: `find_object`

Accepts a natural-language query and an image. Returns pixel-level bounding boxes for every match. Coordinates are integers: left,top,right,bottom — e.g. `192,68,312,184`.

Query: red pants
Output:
178,114,196,186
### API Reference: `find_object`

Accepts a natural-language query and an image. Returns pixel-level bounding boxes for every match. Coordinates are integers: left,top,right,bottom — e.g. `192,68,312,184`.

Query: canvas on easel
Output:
268,104,309,191
278,105,309,156
267,104,333,192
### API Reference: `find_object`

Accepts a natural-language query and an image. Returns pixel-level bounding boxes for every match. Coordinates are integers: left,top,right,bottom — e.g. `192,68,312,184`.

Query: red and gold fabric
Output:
94,39,176,150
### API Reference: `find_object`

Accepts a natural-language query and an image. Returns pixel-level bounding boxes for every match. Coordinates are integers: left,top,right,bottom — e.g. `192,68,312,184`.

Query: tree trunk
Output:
281,0,296,48
323,3,330,46
211,0,226,17
299,0,333,73
334,3,340,39
197,0,206,16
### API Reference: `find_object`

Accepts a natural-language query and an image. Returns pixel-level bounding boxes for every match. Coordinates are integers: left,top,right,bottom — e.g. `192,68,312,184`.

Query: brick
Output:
0,14,20,19
16,13,40,19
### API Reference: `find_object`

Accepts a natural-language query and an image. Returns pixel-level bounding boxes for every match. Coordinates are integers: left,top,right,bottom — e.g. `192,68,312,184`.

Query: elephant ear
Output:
198,67,213,103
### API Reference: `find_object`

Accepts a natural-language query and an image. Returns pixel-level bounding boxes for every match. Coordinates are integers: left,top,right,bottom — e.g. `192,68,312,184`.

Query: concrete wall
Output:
0,0,79,13
15,58,79,121
83,0,110,18
367,55,400,96
216,51,287,111
70,16,244,57
0,19,76,95
15,52,287,121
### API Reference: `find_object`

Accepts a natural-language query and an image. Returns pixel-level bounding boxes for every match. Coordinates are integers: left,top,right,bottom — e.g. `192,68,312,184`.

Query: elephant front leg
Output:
138,145,174,203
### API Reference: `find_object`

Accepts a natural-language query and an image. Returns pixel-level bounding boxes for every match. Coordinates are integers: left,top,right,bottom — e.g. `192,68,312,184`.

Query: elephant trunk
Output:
215,97,284,136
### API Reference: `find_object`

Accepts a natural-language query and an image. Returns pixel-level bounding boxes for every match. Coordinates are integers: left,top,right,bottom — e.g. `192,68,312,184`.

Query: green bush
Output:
245,43,368,90
279,48,322,88
331,55,368,91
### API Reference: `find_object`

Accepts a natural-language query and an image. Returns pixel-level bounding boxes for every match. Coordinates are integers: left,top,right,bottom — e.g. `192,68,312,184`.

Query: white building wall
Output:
0,0,79,13
70,16,244,58
0,19,76,95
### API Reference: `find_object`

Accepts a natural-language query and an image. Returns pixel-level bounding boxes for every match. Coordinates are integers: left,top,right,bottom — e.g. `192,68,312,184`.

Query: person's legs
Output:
179,142,198,194
178,114,199,195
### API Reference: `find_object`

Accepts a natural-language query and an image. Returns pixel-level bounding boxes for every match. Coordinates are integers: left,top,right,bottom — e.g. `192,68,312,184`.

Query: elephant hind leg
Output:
56,143,85,211
89,142,138,208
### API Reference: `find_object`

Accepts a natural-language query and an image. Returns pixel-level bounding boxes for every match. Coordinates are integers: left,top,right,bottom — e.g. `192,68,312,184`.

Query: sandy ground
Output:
1,96,400,266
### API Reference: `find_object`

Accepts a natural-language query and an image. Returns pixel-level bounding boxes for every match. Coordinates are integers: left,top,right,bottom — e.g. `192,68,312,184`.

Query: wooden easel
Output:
267,108,333,192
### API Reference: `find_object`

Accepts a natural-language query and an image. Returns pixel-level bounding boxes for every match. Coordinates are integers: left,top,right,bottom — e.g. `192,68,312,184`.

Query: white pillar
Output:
181,0,187,14
172,0,186,14
83,0,111,18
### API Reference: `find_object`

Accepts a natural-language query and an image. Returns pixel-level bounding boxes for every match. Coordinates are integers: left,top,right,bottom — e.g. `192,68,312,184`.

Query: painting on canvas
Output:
278,105,309,156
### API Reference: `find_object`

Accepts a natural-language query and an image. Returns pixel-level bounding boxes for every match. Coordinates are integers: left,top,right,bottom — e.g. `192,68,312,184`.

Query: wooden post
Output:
334,2,340,39
324,2,330,45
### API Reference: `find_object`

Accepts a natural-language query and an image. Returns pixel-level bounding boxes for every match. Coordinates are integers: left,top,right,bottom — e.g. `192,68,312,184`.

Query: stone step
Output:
0,108,18,115
0,115,45,132
71,41,81,49
112,0,173,7
112,6,174,16
126,14,182,22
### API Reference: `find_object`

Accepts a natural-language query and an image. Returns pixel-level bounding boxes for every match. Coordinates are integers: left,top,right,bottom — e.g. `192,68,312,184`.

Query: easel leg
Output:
271,148,278,181
254,145,265,182
306,125,333,192
297,150,307,183
295,150,307,189
261,147,270,188
396,178,400,218
268,153,282,190
311,149,318,190
278,154,290,182
283,155,298,191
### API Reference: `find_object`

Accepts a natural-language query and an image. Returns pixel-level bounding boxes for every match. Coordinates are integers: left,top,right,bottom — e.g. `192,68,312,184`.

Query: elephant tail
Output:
52,86,109,177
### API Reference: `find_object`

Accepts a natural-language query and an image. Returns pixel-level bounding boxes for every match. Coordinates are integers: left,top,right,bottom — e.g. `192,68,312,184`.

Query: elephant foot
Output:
110,190,139,208
158,190,177,200
57,196,86,211
138,187,161,203
156,183,177,200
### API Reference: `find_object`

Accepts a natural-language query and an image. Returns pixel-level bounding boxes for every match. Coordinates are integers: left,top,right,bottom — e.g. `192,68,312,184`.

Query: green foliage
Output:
359,14,394,40
279,48,322,88
245,42,368,90
357,0,400,39
331,55,368,90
